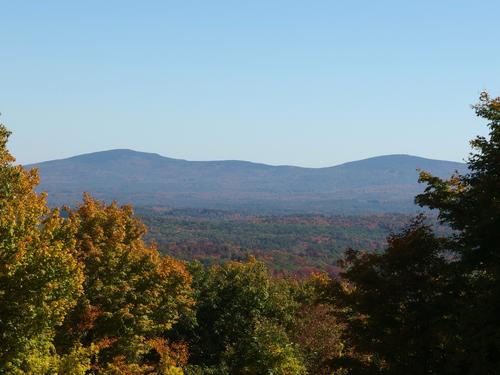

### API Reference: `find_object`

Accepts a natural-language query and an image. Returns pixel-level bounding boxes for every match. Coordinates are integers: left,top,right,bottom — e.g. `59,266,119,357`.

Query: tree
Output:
330,92,500,375
331,218,453,374
290,275,346,375
56,195,194,373
181,259,306,374
416,92,500,374
0,124,84,373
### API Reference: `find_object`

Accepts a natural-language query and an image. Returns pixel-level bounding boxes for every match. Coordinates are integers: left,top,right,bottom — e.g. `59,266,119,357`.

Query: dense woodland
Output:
1,92,499,374
139,209,418,275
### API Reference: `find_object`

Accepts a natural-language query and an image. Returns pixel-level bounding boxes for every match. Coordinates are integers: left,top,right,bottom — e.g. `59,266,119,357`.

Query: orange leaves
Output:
76,304,103,332
147,338,189,368
58,194,194,371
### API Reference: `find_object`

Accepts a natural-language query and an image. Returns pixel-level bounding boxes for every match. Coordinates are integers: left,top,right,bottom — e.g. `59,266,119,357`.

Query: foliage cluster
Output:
0,126,193,374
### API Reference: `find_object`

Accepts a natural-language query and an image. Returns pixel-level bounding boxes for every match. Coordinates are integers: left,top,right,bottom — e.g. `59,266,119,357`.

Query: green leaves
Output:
181,259,305,374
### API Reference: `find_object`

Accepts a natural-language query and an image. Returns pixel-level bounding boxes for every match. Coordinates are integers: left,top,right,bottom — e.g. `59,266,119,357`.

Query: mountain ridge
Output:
31,149,464,170
27,150,467,214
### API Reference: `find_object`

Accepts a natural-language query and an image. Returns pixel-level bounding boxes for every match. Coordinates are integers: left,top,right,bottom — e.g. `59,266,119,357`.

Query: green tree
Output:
0,125,84,373
182,259,305,374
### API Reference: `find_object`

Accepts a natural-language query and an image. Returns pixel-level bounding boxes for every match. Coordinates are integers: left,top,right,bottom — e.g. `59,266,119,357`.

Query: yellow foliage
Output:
0,124,84,372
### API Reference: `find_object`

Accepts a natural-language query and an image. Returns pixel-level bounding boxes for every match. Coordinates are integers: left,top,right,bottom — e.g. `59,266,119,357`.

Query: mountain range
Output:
27,150,467,214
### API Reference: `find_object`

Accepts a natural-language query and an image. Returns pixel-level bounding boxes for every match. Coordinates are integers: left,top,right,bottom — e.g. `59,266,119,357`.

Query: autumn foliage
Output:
56,195,193,373
0,126,84,373
0,126,194,373
1,91,499,374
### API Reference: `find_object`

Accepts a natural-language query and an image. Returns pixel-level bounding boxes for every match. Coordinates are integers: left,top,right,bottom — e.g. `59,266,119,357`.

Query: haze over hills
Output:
27,150,467,213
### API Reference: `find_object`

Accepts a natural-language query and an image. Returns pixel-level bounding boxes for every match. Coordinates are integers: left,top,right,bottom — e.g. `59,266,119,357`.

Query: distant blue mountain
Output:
27,150,467,213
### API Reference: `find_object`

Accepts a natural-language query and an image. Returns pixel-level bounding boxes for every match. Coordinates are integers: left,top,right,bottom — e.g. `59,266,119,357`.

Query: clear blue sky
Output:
1,1,499,167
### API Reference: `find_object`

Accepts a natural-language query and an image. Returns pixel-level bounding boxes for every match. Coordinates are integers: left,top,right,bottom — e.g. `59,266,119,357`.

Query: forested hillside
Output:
1,92,499,374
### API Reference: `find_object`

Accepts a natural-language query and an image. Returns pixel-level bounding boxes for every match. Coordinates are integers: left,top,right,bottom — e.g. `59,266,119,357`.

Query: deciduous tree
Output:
334,218,454,374
56,195,193,373
0,125,84,373
416,92,500,373
182,259,305,374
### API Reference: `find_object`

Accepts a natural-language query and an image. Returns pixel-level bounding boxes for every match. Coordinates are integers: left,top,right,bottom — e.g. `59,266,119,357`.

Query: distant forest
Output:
1,93,499,374
138,208,429,275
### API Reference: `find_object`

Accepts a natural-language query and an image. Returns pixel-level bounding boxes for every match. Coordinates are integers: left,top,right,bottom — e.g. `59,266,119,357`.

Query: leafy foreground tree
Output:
56,195,194,374
178,259,307,375
416,91,500,374
0,125,85,373
328,92,500,375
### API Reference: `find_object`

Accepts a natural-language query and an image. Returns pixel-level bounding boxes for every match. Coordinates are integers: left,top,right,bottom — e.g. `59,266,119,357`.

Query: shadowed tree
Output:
329,92,500,375
416,92,500,374
330,218,453,374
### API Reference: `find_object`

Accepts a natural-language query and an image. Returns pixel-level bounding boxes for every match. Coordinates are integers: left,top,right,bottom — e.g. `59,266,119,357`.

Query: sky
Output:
1,1,499,167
